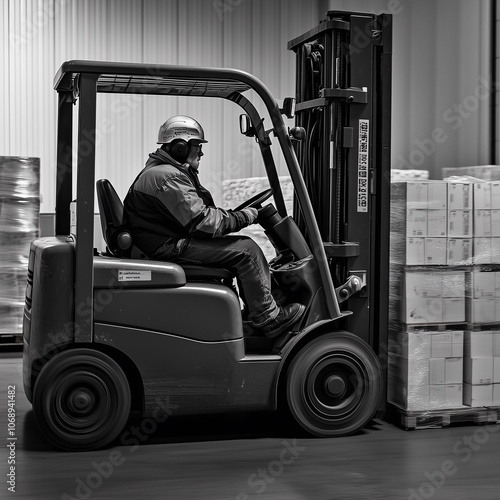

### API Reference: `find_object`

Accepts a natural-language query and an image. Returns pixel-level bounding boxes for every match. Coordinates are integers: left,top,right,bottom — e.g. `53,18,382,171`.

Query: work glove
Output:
240,207,259,225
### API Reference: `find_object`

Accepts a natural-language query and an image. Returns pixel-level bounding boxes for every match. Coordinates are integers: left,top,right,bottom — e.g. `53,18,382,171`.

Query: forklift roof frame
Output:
53,60,341,342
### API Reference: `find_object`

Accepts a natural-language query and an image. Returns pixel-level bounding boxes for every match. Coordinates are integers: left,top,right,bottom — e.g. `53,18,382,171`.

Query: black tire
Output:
286,332,382,437
33,348,131,451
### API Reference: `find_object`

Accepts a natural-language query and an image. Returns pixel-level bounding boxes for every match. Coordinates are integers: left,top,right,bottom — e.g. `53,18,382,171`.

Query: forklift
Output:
22,11,392,451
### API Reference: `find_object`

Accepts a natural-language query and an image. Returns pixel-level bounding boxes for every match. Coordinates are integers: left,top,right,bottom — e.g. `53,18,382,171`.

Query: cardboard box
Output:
442,271,466,298
404,297,443,324
471,270,495,298
392,181,428,208
447,238,472,265
474,238,492,264
493,331,500,356
431,333,452,358
448,210,472,237
406,238,425,265
445,357,463,384
389,330,431,359
427,210,447,237
388,355,430,411
442,298,465,323
495,274,500,298
430,384,464,409
407,332,432,359
491,181,500,209
407,209,427,237
448,182,472,209
451,331,464,357
474,182,492,209
445,384,464,408
463,383,493,407
405,272,442,298
474,210,492,237
494,384,500,405
466,298,495,324
430,358,446,384
494,357,500,383
464,357,493,384
491,238,500,264
427,182,447,209
465,331,494,357
491,210,500,236
425,238,447,265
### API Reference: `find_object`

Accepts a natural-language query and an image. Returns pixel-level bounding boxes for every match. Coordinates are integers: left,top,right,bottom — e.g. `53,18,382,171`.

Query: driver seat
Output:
95,179,234,282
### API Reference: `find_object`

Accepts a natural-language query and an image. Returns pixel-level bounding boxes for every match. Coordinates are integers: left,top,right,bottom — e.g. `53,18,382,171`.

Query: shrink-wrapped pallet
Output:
0,156,40,336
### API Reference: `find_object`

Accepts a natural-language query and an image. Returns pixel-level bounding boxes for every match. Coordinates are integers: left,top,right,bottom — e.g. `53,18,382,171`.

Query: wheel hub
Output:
324,375,346,397
68,388,95,414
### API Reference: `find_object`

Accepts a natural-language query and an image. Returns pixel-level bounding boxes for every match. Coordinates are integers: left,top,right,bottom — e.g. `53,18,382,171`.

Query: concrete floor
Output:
1,351,499,500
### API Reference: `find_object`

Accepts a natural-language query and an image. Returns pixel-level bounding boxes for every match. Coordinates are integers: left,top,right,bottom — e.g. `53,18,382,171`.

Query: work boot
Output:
261,303,306,339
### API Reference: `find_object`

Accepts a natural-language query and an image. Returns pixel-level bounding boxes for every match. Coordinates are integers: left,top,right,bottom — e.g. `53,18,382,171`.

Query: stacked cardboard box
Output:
389,178,500,413
388,330,464,411
442,164,500,181
0,157,39,337
463,331,498,406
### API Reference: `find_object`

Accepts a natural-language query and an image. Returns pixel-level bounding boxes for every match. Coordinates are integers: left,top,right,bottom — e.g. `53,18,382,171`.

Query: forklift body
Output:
22,11,391,451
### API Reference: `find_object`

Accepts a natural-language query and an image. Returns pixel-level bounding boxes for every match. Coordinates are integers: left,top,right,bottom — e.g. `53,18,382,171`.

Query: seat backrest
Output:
96,179,133,257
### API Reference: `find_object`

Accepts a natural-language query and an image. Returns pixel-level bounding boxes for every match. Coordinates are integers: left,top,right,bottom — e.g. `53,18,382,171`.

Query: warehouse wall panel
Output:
322,0,493,179
1,0,321,213
2,1,493,215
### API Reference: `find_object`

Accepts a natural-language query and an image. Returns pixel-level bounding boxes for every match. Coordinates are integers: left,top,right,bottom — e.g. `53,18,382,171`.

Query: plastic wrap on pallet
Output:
442,165,500,181
0,156,39,337
0,156,40,198
0,305,23,335
391,169,429,182
0,266,26,305
388,329,466,412
388,329,431,411
0,199,40,232
0,231,35,266
401,268,466,325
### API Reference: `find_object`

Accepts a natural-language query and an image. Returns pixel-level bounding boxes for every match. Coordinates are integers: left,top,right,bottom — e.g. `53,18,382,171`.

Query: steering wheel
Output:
233,188,274,211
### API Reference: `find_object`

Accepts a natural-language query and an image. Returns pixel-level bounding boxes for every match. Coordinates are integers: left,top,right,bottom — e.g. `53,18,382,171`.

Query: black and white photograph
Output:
1,0,500,499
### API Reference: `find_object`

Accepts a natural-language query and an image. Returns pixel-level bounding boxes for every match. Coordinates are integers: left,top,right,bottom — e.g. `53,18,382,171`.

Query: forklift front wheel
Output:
33,348,131,451
286,332,382,437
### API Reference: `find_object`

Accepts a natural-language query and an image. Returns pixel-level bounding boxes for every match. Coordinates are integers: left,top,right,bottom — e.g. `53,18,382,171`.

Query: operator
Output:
123,115,305,340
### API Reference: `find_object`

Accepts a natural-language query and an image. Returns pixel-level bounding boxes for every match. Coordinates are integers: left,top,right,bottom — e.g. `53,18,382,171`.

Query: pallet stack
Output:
0,157,40,344
389,178,500,428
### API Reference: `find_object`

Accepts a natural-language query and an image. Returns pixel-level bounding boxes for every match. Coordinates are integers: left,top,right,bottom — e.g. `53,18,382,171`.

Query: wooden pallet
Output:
388,404,498,430
404,323,469,332
487,407,500,424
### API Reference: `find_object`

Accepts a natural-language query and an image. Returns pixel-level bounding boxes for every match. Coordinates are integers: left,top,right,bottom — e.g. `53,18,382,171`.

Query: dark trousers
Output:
152,235,279,326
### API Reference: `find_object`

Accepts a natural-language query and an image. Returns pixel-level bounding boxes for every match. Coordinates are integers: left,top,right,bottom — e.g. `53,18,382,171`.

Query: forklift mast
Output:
288,11,392,353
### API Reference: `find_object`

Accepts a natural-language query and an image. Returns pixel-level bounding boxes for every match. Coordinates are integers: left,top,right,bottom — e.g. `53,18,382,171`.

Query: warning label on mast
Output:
357,119,369,213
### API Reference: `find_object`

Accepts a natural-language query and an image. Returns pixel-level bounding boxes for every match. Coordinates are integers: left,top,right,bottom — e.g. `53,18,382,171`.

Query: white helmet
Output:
157,115,208,144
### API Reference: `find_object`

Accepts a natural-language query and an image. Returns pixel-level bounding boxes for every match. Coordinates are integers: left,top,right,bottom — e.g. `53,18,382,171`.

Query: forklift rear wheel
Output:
33,348,131,451
286,332,382,437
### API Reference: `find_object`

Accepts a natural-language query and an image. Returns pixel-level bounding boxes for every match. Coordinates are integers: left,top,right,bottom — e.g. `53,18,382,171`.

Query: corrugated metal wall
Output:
1,0,321,213
1,0,495,215
322,0,493,179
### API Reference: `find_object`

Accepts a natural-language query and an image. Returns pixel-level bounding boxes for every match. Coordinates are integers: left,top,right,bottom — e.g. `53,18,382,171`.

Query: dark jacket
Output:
123,148,253,256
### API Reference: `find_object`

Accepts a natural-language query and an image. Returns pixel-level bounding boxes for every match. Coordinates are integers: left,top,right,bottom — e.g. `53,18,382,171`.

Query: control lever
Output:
335,274,365,303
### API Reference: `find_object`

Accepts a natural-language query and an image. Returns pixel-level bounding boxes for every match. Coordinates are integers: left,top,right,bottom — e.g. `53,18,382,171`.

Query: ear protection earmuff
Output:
168,139,189,163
